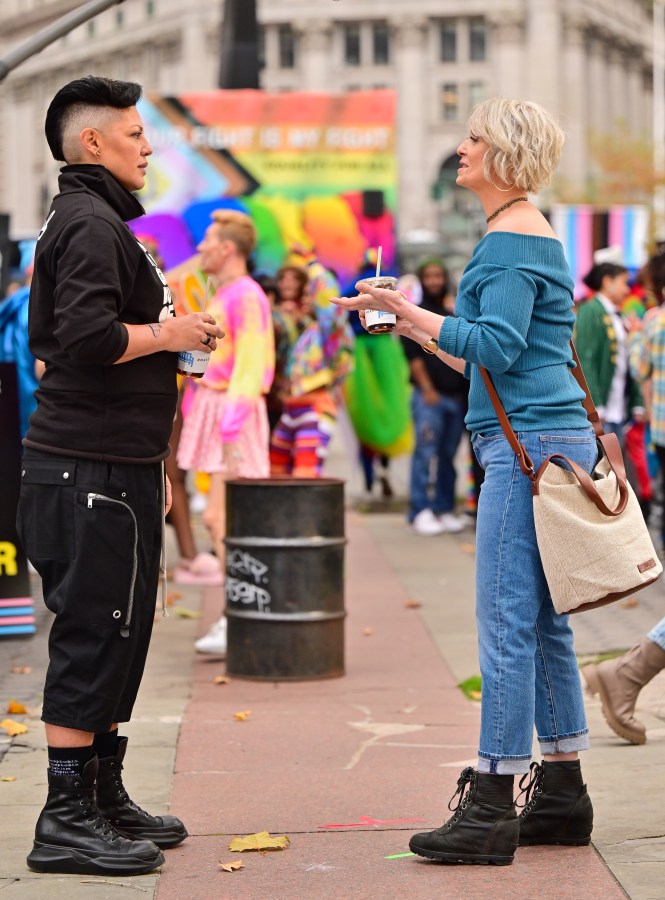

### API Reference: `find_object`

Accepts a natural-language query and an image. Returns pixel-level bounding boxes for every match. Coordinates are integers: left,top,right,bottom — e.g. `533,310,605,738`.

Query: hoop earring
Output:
488,174,512,193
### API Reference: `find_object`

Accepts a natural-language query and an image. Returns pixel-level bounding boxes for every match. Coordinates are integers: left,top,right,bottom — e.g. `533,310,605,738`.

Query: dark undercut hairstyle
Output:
45,75,143,161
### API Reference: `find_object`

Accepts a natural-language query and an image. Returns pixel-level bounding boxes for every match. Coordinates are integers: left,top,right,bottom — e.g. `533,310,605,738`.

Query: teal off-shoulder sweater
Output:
438,231,589,439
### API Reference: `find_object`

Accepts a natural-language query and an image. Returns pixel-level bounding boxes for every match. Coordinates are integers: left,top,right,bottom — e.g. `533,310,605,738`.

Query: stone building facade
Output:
0,0,655,243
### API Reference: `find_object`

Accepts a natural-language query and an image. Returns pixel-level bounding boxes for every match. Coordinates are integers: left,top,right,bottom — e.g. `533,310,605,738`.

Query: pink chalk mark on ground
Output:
318,815,425,829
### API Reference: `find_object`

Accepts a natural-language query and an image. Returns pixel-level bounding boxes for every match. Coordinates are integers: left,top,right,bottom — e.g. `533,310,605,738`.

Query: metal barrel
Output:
224,477,346,680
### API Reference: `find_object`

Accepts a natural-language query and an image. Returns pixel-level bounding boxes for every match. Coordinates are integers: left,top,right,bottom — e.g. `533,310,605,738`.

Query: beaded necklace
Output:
486,196,528,223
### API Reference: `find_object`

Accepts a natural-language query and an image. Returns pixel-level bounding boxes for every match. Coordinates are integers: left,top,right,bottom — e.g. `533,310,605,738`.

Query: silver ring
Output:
201,333,212,346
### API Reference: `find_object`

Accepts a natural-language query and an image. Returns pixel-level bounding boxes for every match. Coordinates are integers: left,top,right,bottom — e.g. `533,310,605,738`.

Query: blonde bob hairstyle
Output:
466,98,565,194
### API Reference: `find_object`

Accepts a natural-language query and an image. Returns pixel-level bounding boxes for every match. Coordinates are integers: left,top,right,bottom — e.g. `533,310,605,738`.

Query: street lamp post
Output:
0,0,128,83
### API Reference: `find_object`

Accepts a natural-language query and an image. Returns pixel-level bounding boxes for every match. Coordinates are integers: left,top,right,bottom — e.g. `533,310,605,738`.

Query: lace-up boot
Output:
409,767,518,865
27,756,164,875
518,760,593,846
97,737,188,848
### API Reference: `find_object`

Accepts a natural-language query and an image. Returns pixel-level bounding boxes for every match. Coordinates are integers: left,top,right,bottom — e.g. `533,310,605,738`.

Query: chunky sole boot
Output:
27,757,164,876
518,760,593,847
27,842,165,875
97,737,188,849
409,768,518,865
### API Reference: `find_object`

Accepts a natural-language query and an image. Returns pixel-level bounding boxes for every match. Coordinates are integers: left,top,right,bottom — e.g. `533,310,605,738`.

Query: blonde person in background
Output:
178,210,275,656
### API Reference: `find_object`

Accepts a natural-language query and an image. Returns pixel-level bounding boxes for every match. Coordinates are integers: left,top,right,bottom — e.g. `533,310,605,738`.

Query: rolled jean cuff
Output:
647,627,665,652
477,755,532,776
538,730,589,755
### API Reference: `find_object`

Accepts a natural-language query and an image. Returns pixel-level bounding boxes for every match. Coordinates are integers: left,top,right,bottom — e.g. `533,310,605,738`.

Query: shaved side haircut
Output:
45,76,143,162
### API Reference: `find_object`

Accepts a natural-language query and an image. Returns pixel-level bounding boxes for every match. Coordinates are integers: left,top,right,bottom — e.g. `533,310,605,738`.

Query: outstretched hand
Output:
331,281,407,314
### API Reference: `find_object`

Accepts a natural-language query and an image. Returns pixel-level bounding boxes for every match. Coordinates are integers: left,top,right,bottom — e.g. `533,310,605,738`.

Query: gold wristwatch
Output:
421,338,438,355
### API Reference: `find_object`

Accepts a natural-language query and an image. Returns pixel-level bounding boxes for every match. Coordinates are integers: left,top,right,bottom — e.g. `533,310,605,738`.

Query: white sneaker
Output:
189,492,207,515
438,512,466,533
195,616,227,656
411,509,445,536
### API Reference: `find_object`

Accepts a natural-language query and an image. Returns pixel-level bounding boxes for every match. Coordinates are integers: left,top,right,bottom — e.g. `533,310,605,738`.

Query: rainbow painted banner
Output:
550,204,650,299
131,90,396,287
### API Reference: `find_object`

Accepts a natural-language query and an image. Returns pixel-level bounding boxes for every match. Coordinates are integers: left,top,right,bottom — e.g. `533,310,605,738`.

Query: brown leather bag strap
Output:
478,366,536,479
532,443,629,516
568,341,604,437
478,340,606,480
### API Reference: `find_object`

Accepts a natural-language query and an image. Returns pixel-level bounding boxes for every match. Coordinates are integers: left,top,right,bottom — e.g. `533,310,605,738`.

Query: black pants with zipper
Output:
17,448,163,733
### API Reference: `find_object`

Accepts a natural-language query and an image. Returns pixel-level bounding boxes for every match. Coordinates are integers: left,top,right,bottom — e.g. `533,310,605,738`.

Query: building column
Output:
525,0,560,112
487,12,526,99
626,52,645,134
559,15,588,200
294,19,333,91
390,15,429,234
608,44,629,128
587,34,607,135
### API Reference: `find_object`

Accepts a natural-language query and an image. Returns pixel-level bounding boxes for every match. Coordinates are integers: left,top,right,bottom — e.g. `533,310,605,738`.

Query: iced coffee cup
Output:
176,348,210,378
357,276,398,334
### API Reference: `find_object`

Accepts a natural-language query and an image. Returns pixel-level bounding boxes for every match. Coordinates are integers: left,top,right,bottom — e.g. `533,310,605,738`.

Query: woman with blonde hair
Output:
333,98,595,865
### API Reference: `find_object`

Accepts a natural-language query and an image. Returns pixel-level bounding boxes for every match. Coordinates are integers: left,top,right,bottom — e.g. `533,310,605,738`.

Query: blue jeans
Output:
648,616,665,652
472,428,597,774
409,390,466,521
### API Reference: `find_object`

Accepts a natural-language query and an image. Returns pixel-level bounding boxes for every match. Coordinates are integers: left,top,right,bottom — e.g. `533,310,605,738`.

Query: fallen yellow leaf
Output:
219,860,244,872
468,690,482,701
173,607,202,619
234,710,252,721
0,719,28,737
363,627,374,636
11,666,31,675
460,543,476,555
1,776,16,782
228,831,290,853
6,700,28,715
214,675,231,685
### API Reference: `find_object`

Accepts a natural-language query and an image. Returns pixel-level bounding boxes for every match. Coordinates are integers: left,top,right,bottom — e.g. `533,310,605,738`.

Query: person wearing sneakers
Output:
401,259,468,536
177,210,275,657
16,77,224,877
583,619,665,744
333,98,596,865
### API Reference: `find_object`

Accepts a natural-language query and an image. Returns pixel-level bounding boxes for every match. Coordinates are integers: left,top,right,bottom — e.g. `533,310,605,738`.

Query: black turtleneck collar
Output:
57,164,145,222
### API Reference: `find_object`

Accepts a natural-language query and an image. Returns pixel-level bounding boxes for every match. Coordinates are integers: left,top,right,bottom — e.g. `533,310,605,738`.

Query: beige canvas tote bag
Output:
479,343,662,614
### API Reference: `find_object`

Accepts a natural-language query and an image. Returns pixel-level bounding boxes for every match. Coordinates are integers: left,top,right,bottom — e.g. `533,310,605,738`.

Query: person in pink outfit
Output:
177,210,275,655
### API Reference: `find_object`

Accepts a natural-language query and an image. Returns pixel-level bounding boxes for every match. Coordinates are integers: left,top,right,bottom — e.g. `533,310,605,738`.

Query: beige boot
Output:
582,638,665,744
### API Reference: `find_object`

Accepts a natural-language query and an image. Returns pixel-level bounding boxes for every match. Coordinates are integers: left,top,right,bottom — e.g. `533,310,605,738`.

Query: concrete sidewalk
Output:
1,499,664,898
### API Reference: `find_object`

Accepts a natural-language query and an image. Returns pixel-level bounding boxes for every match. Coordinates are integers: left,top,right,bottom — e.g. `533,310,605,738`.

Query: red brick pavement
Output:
157,513,626,900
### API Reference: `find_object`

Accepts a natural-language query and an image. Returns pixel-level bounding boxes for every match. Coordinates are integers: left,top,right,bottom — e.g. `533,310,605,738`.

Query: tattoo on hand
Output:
147,323,161,338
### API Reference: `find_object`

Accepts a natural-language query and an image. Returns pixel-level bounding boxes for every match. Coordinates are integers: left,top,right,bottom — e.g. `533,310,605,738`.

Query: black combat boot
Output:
409,767,519,865
27,756,164,875
96,737,188,849
518,760,593,846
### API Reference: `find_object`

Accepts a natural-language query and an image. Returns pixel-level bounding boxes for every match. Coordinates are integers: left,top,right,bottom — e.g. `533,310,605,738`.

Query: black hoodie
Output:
24,165,178,462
